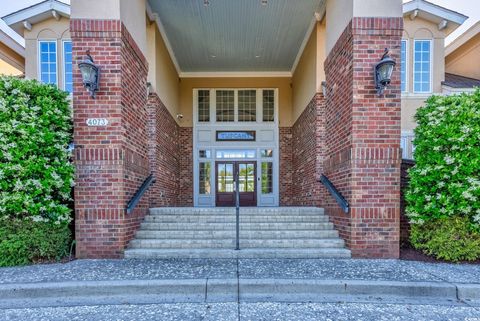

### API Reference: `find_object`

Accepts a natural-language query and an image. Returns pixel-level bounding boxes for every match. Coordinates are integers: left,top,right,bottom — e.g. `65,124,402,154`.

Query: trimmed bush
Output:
410,216,480,262
0,220,71,267
0,76,74,265
406,89,480,261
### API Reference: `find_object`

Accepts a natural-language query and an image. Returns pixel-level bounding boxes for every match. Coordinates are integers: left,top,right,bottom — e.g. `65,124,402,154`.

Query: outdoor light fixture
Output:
321,81,327,97
374,48,396,95
78,50,100,98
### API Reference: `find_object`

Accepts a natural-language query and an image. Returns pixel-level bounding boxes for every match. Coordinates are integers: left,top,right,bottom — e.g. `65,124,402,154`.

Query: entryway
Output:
216,161,257,207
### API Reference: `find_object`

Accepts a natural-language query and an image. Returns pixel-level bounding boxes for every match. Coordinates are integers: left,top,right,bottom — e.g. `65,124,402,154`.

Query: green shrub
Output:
0,219,71,267
0,76,74,266
0,76,74,224
406,89,480,261
410,216,480,262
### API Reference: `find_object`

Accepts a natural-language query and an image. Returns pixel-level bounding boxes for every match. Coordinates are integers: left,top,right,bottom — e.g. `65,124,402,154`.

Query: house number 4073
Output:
86,118,109,126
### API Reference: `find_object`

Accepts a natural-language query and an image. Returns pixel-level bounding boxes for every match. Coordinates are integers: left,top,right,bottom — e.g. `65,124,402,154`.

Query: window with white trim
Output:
401,39,407,92
63,41,73,93
413,40,431,93
39,41,57,85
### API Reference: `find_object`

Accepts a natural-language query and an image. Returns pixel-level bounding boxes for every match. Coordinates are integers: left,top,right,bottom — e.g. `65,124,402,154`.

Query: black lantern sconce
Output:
78,50,100,98
374,48,396,96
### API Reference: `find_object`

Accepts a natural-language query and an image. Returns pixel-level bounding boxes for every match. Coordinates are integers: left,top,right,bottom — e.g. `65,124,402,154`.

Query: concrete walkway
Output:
0,258,479,315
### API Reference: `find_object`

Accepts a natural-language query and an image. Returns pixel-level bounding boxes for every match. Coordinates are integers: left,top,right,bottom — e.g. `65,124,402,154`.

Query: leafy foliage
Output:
406,90,480,227
410,216,480,262
0,76,74,224
0,220,71,267
406,89,480,261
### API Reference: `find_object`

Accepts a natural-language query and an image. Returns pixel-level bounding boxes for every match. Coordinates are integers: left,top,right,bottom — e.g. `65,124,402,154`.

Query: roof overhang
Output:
2,0,70,36
403,0,467,36
0,29,25,58
446,21,480,57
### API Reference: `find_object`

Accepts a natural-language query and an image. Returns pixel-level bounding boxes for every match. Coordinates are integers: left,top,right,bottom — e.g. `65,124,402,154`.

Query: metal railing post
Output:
235,171,240,250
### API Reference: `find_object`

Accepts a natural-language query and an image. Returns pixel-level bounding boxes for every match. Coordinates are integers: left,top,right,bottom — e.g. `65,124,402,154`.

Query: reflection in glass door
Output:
216,162,257,207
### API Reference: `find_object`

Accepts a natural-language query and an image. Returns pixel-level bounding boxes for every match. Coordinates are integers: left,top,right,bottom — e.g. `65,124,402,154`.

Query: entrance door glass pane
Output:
261,162,273,194
199,162,211,195
217,163,234,192
239,163,255,192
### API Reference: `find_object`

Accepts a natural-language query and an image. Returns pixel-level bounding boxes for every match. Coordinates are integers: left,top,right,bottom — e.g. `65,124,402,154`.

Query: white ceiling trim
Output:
179,71,292,78
146,2,181,75
290,15,317,75
290,0,325,75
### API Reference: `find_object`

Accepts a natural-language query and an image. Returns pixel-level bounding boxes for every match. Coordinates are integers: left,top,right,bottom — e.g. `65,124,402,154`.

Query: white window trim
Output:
193,88,278,126
38,39,58,86
413,39,433,94
401,39,408,93
62,40,73,93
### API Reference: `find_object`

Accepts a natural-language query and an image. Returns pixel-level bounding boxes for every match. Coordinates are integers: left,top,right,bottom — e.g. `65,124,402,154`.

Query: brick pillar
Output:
323,18,403,258
71,20,149,258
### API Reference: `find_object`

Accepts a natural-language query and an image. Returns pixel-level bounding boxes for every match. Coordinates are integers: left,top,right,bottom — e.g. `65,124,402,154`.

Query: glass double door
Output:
216,161,257,207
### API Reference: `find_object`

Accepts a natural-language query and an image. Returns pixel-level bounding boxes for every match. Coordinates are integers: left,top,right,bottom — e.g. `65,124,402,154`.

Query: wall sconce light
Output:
78,50,100,98
374,48,396,96
176,114,184,120
321,81,327,97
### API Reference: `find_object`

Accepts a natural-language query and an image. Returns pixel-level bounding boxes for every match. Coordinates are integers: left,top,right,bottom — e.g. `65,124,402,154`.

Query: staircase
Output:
124,207,351,259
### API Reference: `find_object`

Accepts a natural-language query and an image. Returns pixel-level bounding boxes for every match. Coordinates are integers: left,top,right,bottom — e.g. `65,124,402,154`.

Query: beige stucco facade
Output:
23,17,70,90
445,23,480,81
0,41,24,75
71,0,147,56
325,0,402,54
401,17,449,132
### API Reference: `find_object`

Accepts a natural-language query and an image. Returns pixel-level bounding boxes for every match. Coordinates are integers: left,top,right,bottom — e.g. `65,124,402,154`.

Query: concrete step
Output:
128,238,344,249
149,207,325,216
140,222,335,231
124,248,351,259
144,215,330,223
129,238,235,249
135,229,339,239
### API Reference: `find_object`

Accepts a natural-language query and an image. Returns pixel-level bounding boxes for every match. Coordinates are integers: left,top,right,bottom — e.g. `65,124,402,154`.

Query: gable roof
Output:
2,0,70,36
403,0,468,36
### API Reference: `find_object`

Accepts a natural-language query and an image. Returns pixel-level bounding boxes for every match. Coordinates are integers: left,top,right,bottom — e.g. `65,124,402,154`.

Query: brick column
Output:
323,18,403,258
71,20,149,258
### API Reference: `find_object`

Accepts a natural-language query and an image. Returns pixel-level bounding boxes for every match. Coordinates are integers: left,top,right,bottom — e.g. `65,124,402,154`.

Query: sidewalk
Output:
0,258,479,309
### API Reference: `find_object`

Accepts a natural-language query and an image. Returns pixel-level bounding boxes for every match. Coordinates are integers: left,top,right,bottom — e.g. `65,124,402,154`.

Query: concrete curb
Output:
0,278,478,308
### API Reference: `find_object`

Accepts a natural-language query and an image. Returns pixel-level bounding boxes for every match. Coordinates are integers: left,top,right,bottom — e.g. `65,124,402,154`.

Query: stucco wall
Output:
24,18,70,89
71,0,146,56
146,23,180,123
446,33,480,80
0,42,24,74
178,77,292,127
326,0,402,54
291,22,327,124
401,17,447,132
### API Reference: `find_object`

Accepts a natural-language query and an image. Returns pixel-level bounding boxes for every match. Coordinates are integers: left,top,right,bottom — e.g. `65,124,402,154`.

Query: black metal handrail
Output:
127,174,155,215
319,174,349,213
234,171,240,250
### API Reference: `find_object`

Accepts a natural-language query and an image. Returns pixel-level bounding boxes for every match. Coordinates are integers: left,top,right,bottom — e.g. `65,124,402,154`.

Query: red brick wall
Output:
290,93,326,206
279,127,293,205
323,17,403,258
147,93,180,207
178,127,193,206
72,19,149,258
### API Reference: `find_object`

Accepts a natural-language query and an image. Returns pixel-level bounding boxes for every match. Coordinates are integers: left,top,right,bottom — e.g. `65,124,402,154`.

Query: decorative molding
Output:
179,71,292,78
146,2,181,75
290,15,317,75
438,20,448,31
409,9,418,20
23,21,32,31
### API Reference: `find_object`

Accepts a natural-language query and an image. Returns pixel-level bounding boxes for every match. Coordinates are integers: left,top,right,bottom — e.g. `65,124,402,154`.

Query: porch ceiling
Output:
148,0,324,74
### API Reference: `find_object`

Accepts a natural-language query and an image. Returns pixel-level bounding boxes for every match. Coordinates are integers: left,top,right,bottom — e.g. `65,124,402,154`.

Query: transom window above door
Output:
195,89,276,124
